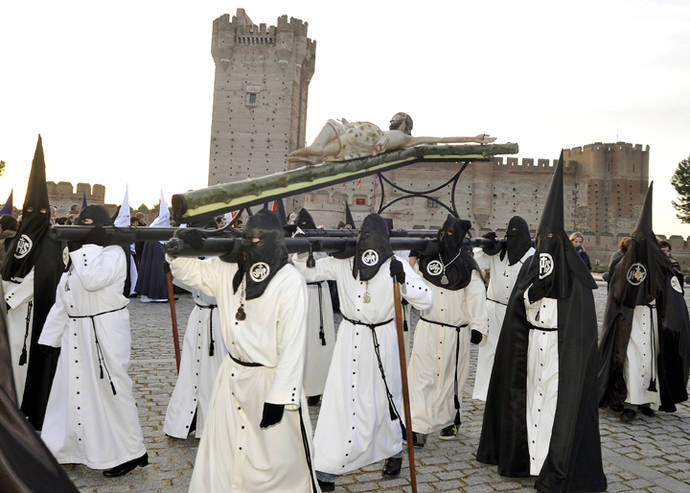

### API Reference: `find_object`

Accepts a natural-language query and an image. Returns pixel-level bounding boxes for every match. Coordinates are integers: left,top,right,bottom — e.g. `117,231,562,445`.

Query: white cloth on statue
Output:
294,255,432,475
39,245,146,469
303,279,335,397
524,286,559,476
407,269,486,434
472,247,535,400
624,303,660,407
168,256,317,493
2,270,35,406
163,288,228,439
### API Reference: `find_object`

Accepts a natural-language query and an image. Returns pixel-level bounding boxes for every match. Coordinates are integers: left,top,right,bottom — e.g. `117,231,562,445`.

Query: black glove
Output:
84,226,107,246
481,232,502,256
470,329,483,345
259,402,285,428
162,260,171,274
389,257,406,284
528,281,547,303
175,228,207,250
219,238,244,264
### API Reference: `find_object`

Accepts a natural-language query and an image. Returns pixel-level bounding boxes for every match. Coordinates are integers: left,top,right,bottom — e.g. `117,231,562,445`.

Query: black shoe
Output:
439,424,458,440
412,431,426,448
620,408,636,423
307,395,321,406
382,456,402,477
639,405,655,417
317,479,335,491
103,453,149,477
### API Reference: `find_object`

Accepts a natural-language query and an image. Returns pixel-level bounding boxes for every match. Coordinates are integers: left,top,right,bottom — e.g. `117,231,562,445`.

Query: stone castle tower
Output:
208,9,315,186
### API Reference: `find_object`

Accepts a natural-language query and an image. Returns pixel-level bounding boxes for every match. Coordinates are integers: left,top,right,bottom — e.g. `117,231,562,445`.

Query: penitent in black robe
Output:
476,261,606,492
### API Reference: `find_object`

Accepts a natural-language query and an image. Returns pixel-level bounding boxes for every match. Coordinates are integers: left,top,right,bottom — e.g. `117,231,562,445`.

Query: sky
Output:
1,0,689,236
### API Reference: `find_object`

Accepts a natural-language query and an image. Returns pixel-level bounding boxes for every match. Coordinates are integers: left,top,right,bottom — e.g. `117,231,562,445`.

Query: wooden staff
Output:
166,271,181,373
393,280,417,493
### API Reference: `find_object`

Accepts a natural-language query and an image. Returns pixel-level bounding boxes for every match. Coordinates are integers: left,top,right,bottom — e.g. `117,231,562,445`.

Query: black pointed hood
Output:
232,210,288,300
612,182,670,307
275,199,287,226
296,208,316,230
344,202,355,229
502,216,532,265
2,136,51,281
352,214,393,281
418,214,479,290
523,151,596,298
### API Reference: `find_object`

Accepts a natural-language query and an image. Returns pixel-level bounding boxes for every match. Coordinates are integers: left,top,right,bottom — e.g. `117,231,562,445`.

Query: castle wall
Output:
208,9,315,190
46,181,108,216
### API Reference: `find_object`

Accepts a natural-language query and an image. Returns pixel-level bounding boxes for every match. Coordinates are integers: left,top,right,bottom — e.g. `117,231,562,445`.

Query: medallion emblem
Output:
538,253,553,279
249,262,270,282
361,249,379,267
626,263,647,286
14,234,33,259
426,259,443,277
671,276,683,293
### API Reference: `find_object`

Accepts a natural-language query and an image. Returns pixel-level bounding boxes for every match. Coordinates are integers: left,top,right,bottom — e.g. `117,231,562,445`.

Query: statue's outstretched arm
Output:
405,134,496,146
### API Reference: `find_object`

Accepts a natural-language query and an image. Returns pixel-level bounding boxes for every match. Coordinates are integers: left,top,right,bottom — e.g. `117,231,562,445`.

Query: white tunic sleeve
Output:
265,273,309,410
473,247,492,271
168,256,223,298
38,277,69,348
465,270,489,334
69,245,126,292
4,269,35,309
523,286,558,329
292,255,340,283
400,258,433,311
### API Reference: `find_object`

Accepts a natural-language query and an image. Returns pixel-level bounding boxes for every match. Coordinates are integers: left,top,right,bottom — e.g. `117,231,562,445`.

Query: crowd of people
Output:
1,141,688,493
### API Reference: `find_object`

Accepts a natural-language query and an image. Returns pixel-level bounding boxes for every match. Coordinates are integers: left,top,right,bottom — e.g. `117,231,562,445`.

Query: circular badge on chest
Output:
426,259,443,276
62,246,70,267
626,263,647,285
671,275,683,293
538,253,553,279
249,262,270,282
361,249,379,267
14,234,33,259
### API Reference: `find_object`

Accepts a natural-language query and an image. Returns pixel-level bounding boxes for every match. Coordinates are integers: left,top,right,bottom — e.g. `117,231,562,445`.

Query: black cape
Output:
134,241,168,300
598,184,689,411
0,285,79,492
477,262,606,492
477,153,605,492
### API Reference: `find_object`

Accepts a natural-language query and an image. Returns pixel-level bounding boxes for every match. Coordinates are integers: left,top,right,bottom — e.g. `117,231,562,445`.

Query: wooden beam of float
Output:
172,142,519,221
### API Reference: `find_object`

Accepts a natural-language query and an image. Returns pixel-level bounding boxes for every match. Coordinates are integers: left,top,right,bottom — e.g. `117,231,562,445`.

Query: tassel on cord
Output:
19,301,33,366
306,243,315,268
208,308,215,357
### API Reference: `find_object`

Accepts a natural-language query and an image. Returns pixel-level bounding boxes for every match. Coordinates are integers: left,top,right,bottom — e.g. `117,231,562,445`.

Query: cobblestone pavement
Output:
65,282,690,492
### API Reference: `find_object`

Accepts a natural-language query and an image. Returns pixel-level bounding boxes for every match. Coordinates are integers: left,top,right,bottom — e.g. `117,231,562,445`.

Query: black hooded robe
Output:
477,262,606,492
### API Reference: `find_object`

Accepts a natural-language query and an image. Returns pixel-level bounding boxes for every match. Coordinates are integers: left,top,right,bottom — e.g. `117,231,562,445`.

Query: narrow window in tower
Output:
248,93,257,105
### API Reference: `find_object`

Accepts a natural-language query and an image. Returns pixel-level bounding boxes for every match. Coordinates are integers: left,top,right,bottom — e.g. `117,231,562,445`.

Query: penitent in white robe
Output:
624,303,661,407
407,269,487,434
294,255,432,475
169,257,317,493
472,247,535,400
2,269,35,406
39,245,146,469
303,279,336,397
163,288,228,439
523,286,559,476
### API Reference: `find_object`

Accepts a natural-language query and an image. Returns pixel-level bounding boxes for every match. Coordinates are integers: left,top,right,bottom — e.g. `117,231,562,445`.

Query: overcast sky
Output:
1,0,689,236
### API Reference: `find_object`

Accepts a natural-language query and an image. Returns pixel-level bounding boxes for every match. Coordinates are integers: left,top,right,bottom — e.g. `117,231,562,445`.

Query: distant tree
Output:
671,155,690,223
136,203,149,213
0,160,5,176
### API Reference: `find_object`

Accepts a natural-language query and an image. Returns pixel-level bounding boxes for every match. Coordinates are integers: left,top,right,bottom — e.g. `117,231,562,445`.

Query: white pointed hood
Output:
149,190,170,228
114,186,131,227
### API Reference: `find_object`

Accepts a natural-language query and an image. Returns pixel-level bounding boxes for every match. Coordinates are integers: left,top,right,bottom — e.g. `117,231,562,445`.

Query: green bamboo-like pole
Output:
172,142,519,219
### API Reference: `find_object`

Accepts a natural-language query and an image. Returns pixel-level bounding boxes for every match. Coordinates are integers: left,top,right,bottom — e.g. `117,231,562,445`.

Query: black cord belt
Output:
487,298,508,306
527,323,558,332
341,314,404,433
341,315,393,329
420,317,468,331
307,283,326,345
67,305,127,395
195,303,218,356
228,352,263,367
